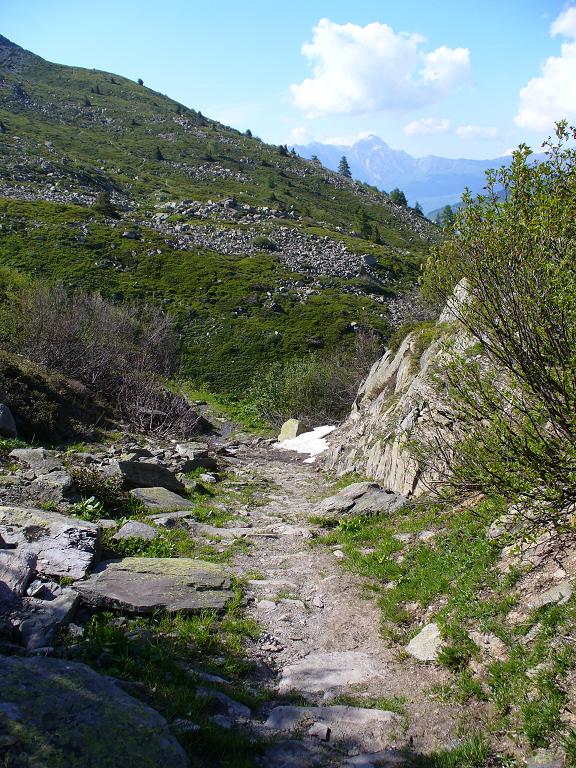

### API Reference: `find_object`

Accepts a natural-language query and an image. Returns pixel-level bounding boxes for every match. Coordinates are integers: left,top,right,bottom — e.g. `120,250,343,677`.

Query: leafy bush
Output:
251,235,277,251
249,332,381,426
421,122,576,530
5,283,202,438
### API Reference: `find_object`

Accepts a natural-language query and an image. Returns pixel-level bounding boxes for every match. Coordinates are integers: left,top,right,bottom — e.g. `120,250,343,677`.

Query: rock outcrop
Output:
325,318,469,496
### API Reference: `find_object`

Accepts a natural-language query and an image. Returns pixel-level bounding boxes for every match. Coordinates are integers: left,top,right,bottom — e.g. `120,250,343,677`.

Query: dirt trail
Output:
221,441,470,767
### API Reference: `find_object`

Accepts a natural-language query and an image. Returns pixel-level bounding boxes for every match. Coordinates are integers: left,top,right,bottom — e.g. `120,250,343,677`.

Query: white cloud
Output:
287,126,312,145
515,6,576,131
404,117,451,135
323,131,375,145
550,6,576,37
290,18,471,117
456,125,499,139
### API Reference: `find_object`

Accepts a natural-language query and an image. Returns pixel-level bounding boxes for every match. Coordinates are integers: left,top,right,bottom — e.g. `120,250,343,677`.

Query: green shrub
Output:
252,235,277,251
249,333,381,426
420,121,576,530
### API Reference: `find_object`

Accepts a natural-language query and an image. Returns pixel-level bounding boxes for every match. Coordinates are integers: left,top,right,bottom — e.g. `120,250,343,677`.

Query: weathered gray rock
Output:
278,651,383,694
9,447,63,475
527,580,573,610
406,623,443,661
19,588,79,650
314,482,407,519
278,419,306,441
74,557,232,613
266,705,397,731
345,750,409,767
29,470,78,502
103,461,185,493
0,403,16,437
526,749,565,768
130,486,194,512
0,506,101,580
149,510,195,528
113,520,159,541
197,687,251,719
0,548,36,601
0,655,189,767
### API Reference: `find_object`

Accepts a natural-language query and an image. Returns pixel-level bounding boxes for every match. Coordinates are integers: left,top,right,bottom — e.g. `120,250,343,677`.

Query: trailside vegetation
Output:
421,121,576,532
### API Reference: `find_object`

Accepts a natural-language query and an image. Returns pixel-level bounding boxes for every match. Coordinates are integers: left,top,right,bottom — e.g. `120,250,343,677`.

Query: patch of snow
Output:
274,426,335,461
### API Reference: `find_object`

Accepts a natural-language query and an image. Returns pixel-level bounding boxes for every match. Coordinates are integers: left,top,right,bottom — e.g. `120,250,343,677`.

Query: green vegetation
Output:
421,122,576,534
70,588,265,767
0,38,433,399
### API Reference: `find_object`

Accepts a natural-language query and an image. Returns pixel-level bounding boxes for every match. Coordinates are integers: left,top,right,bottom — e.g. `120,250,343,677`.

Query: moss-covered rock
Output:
0,655,189,767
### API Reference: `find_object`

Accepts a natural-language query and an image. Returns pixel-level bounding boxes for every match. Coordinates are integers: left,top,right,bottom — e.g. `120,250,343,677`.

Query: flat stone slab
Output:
406,623,443,661
278,651,383,694
266,705,397,731
0,506,101,580
314,483,407,519
527,580,573,610
104,460,185,493
74,557,232,613
113,521,158,541
130,486,194,512
0,655,189,767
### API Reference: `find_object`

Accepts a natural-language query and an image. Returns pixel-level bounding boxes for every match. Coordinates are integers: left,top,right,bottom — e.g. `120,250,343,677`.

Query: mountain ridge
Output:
293,133,515,213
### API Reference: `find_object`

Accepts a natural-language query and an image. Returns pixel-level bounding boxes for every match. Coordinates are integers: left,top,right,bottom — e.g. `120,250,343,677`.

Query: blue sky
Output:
3,0,576,158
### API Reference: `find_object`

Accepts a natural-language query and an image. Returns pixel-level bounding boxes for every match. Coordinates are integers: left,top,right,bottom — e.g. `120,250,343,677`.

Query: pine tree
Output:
93,191,118,218
338,155,352,178
155,146,164,161
137,78,144,86
0,121,6,134
389,188,407,207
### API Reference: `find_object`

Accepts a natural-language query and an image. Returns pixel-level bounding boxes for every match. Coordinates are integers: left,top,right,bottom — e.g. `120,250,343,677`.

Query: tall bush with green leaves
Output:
421,122,576,530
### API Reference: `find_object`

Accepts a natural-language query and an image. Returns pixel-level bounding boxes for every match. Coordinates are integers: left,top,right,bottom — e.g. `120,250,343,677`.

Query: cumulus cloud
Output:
290,18,471,117
456,125,499,139
404,117,451,135
515,6,576,131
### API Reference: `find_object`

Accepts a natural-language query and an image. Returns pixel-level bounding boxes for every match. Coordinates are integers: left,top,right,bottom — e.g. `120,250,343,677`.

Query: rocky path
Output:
219,442,463,767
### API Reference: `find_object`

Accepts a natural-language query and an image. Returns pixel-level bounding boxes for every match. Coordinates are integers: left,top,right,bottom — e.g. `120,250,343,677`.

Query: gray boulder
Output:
103,460,185,493
405,623,443,661
9,447,63,475
0,403,16,437
314,482,407,519
130,486,194,512
113,520,158,541
0,655,189,767
278,419,306,441
75,556,231,613
0,506,101,580
19,588,79,650
0,548,36,602
29,470,78,503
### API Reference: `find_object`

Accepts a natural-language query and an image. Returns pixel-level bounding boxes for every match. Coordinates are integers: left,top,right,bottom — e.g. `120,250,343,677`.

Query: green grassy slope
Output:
0,35,437,390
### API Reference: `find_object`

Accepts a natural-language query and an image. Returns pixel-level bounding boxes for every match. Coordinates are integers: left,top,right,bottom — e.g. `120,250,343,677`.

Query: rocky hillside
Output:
0,35,437,390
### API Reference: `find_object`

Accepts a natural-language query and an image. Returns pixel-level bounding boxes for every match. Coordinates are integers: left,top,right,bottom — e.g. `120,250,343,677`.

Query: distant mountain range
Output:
292,135,516,215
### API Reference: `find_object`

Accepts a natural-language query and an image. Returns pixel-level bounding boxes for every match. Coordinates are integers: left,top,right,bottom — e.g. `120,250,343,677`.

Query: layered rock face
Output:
324,317,469,496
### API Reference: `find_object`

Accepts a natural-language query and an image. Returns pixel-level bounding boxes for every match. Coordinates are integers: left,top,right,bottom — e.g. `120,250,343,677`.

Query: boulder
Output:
0,548,36,602
0,506,101,580
527,580,573,610
103,461,185,493
314,482,407,519
0,403,16,437
29,470,78,503
74,557,231,613
406,623,443,661
19,588,79,650
0,655,189,767
113,520,158,541
130,486,194,512
9,447,63,476
278,419,306,442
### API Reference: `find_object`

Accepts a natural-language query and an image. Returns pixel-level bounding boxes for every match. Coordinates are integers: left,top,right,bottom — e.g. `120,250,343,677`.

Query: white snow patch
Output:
274,425,335,462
